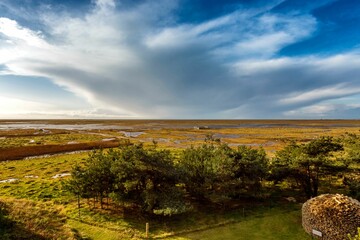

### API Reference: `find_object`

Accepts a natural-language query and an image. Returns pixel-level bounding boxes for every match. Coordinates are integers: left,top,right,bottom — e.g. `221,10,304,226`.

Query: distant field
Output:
1,119,359,158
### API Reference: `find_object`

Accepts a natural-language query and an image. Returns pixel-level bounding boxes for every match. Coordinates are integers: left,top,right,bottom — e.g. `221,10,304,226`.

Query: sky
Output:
0,0,360,119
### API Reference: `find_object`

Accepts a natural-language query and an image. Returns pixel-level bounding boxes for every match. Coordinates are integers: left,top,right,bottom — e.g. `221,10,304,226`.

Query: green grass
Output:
0,133,105,149
0,153,87,202
171,207,310,240
63,205,311,240
68,219,139,240
0,197,75,239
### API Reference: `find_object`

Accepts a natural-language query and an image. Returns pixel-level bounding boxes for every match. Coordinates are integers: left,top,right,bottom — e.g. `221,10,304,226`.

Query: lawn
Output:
172,207,310,240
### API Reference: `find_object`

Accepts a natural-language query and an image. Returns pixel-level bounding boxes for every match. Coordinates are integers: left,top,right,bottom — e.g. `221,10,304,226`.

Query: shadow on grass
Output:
68,197,305,239
0,210,48,240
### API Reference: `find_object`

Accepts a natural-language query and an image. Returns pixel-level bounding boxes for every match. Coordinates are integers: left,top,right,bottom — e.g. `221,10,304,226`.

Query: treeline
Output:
65,134,360,216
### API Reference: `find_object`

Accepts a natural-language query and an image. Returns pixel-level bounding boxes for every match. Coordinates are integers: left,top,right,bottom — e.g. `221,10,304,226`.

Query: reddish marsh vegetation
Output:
0,140,120,161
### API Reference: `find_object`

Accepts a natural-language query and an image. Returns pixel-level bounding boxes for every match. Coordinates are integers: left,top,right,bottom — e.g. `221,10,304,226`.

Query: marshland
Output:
0,119,359,239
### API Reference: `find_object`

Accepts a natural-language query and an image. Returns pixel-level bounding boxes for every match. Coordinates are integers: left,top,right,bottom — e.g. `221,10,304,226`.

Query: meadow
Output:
0,119,359,239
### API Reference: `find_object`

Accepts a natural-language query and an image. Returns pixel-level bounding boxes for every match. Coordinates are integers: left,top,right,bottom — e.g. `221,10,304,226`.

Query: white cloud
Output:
284,104,336,117
0,18,49,48
279,84,360,105
0,96,53,115
0,95,136,119
229,14,316,58
284,102,360,119
95,0,116,9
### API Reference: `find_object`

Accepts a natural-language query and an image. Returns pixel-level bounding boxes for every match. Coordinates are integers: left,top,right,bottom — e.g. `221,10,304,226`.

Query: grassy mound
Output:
0,198,77,240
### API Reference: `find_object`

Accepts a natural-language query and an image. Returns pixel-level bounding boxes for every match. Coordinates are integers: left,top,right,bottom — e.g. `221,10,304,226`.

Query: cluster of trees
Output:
65,138,268,216
272,134,360,199
271,136,344,199
342,133,360,199
65,135,360,216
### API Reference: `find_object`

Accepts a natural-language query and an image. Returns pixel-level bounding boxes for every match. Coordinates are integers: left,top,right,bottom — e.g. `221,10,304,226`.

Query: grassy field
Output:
173,207,310,240
0,151,328,239
62,205,310,240
1,119,360,156
0,197,75,239
0,120,359,239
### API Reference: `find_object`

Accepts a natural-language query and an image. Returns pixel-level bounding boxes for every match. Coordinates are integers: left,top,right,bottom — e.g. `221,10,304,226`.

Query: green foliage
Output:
271,137,344,198
66,144,187,216
228,146,268,197
110,143,186,215
340,134,360,199
342,133,360,164
348,228,360,240
179,143,224,200
179,142,268,201
303,136,343,157
66,141,269,215
343,177,360,200
65,150,116,209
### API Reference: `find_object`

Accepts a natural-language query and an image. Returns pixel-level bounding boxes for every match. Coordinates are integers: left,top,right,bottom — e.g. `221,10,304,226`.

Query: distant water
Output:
120,131,144,137
0,123,132,130
204,123,360,129
0,121,359,131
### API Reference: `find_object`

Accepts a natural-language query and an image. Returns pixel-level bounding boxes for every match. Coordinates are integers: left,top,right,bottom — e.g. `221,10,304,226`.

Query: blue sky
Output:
0,0,360,119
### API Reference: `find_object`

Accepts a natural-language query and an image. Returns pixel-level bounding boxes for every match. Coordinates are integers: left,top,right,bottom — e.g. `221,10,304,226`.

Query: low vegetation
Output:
0,198,76,239
0,140,120,161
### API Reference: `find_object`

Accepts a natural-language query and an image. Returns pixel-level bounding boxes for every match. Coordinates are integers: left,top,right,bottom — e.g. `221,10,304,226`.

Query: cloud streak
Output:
0,0,359,118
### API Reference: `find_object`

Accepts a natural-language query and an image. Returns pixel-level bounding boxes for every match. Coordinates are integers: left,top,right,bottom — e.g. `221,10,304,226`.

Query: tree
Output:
110,143,187,215
65,141,268,215
343,177,360,200
63,165,87,217
179,142,228,201
65,149,117,209
66,144,187,216
179,142,269,201
271,137,344,199
342,133,360,164
341,133,360,199
227,146,268,198
84,149,116,208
